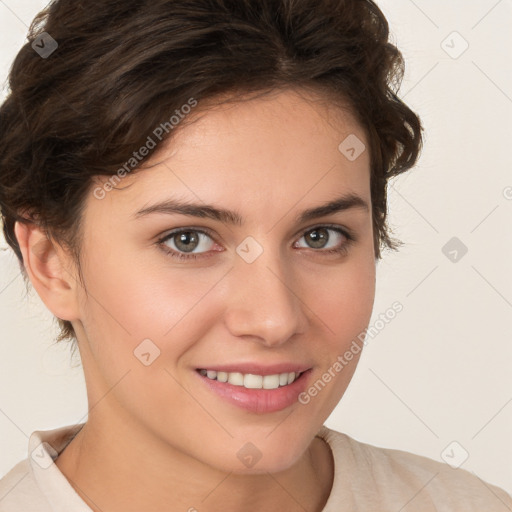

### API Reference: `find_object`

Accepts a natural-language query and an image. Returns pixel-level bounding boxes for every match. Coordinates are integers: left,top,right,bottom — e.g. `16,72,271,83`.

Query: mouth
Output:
196,368,304,390
195,367,312,414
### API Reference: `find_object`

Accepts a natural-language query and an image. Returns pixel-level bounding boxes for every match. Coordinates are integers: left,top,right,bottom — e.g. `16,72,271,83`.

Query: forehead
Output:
87,88,370,221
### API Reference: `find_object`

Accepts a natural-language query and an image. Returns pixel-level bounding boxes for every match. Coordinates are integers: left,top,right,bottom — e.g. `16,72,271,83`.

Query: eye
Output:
157,224,355,261
293,225,353,255
157,229,219,260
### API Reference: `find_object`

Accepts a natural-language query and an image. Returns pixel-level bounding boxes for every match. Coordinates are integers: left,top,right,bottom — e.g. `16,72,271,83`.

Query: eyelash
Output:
156,224,356,261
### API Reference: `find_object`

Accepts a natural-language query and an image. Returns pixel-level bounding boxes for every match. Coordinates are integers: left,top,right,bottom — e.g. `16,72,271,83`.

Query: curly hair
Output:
0,0,422,344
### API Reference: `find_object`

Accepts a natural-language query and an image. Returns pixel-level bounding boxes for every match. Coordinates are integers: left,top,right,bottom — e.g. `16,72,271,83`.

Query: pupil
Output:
307,228,328,248
175,232,199,252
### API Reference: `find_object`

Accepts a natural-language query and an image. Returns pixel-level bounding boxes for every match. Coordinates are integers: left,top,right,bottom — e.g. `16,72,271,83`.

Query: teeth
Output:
199,370,301,389
263,374,280,389
244,374,263,389
228,372,244,386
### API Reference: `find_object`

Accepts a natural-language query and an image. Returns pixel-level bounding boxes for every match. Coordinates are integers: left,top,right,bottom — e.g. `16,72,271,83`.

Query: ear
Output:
14,220,81,322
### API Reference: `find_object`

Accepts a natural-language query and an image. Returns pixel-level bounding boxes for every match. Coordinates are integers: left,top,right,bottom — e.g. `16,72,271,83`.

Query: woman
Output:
0,0,511,510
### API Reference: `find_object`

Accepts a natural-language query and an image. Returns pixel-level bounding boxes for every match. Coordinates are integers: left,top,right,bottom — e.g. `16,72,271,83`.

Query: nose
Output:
222,247,307,347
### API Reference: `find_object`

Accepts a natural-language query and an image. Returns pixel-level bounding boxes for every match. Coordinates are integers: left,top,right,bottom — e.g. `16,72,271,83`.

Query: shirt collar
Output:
28,422,92,512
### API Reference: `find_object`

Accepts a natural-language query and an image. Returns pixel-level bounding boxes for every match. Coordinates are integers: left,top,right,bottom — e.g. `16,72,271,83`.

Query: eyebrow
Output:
133,193,369,225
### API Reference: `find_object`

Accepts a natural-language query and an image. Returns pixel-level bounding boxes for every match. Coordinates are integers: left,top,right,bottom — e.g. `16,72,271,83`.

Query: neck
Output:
55,408,334,512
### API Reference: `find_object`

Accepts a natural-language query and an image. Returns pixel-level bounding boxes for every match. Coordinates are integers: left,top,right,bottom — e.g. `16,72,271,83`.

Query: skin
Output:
15,87,376,512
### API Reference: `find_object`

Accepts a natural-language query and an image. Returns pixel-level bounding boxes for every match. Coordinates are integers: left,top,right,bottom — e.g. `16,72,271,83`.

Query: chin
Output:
208,440,307,476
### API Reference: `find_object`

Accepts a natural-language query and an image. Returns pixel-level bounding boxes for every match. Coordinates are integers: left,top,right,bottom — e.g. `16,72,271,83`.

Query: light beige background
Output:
1,0,511,495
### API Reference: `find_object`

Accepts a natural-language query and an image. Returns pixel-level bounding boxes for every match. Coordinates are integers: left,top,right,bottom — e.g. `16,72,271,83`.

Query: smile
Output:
197,369,302,389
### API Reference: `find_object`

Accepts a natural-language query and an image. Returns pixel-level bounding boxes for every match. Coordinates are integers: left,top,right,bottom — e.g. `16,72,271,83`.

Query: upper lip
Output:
196,363,312,376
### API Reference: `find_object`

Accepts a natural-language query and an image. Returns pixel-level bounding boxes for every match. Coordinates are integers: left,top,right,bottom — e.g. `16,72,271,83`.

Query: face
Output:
71,88,376,474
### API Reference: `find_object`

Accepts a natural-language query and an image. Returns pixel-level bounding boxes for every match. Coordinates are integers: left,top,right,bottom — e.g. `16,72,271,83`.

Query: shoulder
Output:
0,459,50,512
317,426,512,511
0,423,86,512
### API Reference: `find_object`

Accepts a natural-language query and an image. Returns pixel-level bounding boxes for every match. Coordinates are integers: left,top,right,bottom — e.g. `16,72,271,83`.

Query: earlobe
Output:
13,220,81,322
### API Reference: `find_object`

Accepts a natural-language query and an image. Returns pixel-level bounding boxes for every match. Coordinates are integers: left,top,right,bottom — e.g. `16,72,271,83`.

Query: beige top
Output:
0,423,511,511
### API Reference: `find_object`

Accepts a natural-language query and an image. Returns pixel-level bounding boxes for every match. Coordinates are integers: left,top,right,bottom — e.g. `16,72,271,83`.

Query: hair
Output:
0,0,422,346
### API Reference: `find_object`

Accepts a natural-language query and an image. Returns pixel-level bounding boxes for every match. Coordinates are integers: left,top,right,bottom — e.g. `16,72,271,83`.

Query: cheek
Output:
75,255,230,428
78,239,227,345
301,256,375,387
306,256,376,341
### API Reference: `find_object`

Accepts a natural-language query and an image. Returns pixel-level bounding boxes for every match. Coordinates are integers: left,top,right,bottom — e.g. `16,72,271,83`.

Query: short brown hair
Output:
0,0,422,344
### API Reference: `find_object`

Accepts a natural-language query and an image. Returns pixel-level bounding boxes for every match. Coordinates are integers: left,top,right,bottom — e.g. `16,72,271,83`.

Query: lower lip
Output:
196,369,312,414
